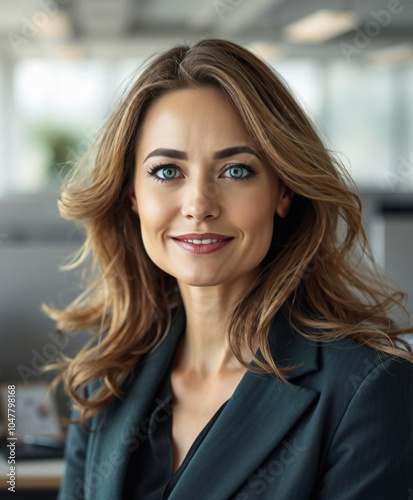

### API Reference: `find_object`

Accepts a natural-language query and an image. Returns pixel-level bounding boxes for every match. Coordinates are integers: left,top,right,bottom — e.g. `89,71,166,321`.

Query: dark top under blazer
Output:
57,307,413,500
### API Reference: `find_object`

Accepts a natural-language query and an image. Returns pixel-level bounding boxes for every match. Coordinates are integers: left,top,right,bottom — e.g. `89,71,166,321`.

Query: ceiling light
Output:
248,42,284,62
366,43,413,66
283,10,358,44
36,13,71,39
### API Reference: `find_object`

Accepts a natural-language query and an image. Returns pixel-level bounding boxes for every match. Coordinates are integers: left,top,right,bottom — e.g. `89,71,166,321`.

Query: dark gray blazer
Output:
58,308,413,499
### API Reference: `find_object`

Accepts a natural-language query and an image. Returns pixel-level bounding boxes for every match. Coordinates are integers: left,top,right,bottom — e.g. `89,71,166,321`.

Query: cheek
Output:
232,189,276,233
137,188,170,230
134,191,169,260
233,189,276,264
136,194,169,269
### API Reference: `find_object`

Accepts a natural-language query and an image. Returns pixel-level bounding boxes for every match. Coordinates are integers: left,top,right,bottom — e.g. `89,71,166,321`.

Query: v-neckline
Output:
163,371,229,496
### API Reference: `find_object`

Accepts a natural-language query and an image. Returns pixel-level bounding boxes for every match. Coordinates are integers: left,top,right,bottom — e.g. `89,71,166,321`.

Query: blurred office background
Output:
1,0,413,408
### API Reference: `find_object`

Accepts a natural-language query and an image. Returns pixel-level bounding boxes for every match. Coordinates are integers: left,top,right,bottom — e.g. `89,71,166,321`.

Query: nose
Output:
181,178,220,222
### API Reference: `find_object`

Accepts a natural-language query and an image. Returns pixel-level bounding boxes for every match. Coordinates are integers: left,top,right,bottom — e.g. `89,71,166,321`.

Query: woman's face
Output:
131,86,293,290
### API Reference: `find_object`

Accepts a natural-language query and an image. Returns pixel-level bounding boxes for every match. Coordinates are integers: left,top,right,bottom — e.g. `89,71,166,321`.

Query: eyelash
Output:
146,163,259,183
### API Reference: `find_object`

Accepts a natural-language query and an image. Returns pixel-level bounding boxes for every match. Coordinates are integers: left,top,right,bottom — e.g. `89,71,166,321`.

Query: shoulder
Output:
295,332,413,449
317,335,413,393
269,310,413,403
318,338,413,380
303,330,412,402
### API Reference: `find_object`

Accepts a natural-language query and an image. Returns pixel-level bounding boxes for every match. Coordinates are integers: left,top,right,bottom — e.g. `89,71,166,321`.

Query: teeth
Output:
183,238,220,244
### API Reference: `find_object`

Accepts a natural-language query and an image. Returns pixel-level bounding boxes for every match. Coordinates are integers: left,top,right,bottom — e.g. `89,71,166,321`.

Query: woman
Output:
46,39,413,499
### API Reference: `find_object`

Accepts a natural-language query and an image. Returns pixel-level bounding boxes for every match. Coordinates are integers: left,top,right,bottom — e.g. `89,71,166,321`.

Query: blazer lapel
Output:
169,311,320,500
91,307,186,499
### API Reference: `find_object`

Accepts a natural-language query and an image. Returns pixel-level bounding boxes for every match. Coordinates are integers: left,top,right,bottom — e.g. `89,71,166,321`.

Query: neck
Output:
175,274,256,377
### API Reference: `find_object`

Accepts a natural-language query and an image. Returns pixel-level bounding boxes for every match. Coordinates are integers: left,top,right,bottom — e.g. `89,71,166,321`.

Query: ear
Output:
129,191,138,215
275,184,294,219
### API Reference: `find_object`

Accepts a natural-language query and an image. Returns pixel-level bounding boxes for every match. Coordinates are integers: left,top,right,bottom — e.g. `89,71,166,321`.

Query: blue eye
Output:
158,166,179,179
148,165,181,182
222,164,257,180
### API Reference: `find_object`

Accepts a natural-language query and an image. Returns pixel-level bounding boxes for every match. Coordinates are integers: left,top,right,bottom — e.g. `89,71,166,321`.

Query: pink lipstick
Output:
172,233,233,255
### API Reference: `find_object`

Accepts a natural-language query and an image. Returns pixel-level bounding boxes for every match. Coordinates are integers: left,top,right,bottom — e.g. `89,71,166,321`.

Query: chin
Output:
175,270,231,288
179,277,225,288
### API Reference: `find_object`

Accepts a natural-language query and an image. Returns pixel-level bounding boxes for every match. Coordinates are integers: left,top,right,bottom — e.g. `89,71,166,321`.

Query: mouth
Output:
171,233,234,254
173,233,233,243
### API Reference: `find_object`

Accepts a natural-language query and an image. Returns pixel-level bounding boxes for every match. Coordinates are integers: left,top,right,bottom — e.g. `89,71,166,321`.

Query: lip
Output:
173,233,232,241
171,233,234,255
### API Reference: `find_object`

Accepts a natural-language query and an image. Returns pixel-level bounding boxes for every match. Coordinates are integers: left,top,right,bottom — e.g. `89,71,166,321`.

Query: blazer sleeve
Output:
57,409,90,500
315,357,413,499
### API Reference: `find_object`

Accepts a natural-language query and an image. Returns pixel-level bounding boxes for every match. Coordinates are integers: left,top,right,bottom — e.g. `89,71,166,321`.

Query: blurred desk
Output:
0,455,63,489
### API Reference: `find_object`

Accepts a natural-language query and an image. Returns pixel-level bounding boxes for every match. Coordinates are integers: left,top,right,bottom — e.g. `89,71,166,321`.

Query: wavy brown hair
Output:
44,39,413,431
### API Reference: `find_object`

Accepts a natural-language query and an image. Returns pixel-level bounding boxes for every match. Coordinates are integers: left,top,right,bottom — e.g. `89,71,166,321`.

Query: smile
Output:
182,238,220,245
172,233,233,255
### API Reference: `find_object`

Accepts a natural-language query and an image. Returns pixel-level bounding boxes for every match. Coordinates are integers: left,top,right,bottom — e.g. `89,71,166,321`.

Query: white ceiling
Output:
0,0,412,60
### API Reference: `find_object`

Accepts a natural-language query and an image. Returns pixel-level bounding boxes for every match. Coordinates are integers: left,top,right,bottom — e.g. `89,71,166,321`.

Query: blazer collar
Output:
266,308,320,380
94,307,320,499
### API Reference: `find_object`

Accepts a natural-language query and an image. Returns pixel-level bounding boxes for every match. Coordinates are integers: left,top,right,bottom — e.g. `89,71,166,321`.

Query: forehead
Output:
137,87,256,156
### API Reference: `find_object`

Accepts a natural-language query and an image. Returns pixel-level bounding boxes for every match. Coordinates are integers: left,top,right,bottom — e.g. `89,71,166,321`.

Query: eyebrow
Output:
214,146,260,160
143,146,260,163
144,148,187,162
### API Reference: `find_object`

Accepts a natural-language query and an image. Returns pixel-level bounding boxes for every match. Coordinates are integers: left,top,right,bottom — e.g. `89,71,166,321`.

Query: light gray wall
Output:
361,192,413,320
383,218,413,317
